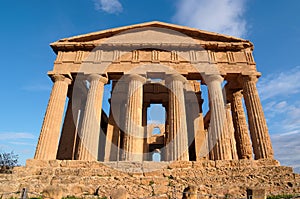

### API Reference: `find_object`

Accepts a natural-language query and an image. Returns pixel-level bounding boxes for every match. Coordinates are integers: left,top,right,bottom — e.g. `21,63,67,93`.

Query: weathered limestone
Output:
56,98,78,160
121,74,146,161
14,21,295,199
185,89,207,161
77,74,108,161
33,22,278,174
225,103,238,160
1,159,299,199
230,90,253,159
57,79,87,160
243,75,274,159
166,74,189,161
104,99,122,162
104,80,122,162
205,74,232,160
35,74,71,160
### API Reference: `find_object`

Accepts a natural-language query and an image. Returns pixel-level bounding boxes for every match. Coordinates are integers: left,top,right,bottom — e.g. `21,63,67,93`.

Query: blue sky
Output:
0,0,299,172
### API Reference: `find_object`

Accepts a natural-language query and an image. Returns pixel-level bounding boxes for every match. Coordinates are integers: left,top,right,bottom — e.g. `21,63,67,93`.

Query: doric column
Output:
56,97,77,160
205,74,232,160
243,75,274,159
77,74,108,161
225,103,238,160
104,80,122,162
57,78,87,160
230,90,253,159
104,97,123,162
185,90,207,161
142,103,149,161
34,74,71,160
121,74,146,161
166,74,189,161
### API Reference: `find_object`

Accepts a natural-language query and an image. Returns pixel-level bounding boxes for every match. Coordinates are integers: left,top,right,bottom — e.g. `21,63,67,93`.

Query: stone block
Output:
110,186,128,199
152,184,168,195
247,188,266,199
42,185,63,199
168,161,192,169
182,185,197,199
70,184,95,196
49,160,61,167
25,159,49,167
254,159,280,167
238,159,254,168
144,170,164,177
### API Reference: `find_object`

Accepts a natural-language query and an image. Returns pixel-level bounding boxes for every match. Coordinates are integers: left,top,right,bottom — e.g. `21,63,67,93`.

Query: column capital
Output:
225,103,231,109
51,74,72,84
125,74,147,83
242,75,258,83
232,89,243,97
165,74,187,84
227,89,243,102
88,74,108,84
204,74,224,84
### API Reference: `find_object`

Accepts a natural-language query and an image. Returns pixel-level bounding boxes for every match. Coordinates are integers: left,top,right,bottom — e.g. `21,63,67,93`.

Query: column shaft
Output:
104,99,121,162
56,98,77,160
77,74,108,160
231,90,253,159
243,76,274,159
122,74,146,161
206,74,232,160
167,74,189,161
34,74,71,160
225,104,238,160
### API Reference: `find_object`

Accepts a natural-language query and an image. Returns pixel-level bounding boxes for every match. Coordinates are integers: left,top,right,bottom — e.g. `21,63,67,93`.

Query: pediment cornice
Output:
50,21,253,53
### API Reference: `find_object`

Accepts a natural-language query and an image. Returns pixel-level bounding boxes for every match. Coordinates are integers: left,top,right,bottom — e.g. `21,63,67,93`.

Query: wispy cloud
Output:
22,84,51,92
93,0,123,14
259,66,300,173
9,142,36,146
173,0,247,38
0,132,35,140
271,132,300,173
258,66,300,101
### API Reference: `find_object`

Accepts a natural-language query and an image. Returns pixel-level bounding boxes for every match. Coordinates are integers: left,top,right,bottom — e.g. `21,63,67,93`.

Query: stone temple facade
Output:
1,22,299,199
34,21,273,163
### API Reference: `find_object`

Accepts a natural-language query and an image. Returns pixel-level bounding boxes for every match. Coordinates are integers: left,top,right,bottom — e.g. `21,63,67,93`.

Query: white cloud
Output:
0,132,35,140
22,84,51,92
258,66,300,101
259,66,300,173
9,142,36,146
173,0,247,38
271,133,300,173
93,0,123,14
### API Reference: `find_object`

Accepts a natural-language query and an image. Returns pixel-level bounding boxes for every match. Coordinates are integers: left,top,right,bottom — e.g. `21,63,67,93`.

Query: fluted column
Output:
166,74,189,161
34,74,71,160
243,75,274,159
56,97,78,160
77,74,108,161
57,79,87,160
104,97,122,162
185,91,206,161
230,90,253,159
225,103,238,160
205,74,232,160
142,104,149,161
121,74,146,161
104,80,119,162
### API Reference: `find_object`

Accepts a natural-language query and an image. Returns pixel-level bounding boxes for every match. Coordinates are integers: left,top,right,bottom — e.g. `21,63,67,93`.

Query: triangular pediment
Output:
50,21,252,53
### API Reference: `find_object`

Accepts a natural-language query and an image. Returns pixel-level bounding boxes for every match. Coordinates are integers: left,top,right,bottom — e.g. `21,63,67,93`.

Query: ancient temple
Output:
2,21,300,199
34,21,274,163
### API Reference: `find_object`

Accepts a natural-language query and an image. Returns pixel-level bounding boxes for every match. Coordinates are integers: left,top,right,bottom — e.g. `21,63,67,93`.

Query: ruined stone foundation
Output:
0,159,299,198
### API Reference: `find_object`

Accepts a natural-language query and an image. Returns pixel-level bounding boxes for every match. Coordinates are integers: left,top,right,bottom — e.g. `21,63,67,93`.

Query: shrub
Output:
0,151,19,174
